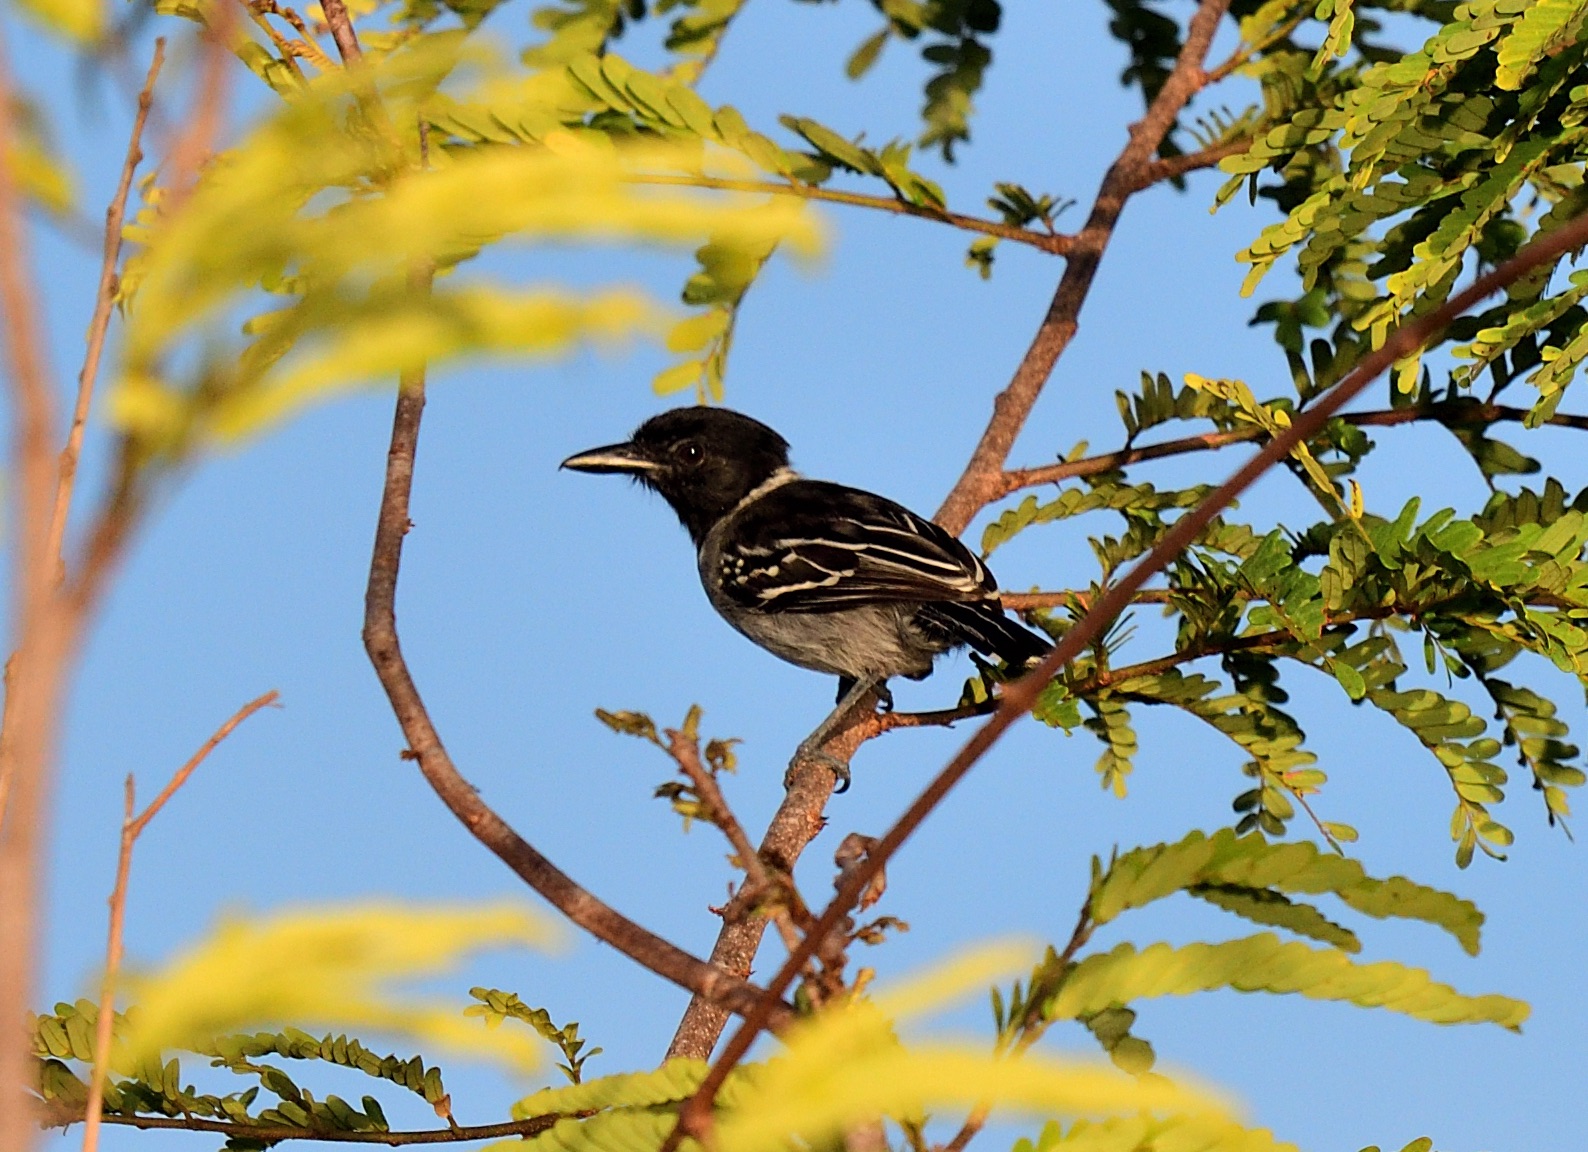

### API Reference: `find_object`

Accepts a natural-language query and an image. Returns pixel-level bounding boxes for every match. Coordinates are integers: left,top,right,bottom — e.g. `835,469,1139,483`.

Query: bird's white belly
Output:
720,600,939,680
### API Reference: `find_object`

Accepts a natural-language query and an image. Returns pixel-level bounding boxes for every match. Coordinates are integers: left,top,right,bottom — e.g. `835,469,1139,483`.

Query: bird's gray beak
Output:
559,440,661,475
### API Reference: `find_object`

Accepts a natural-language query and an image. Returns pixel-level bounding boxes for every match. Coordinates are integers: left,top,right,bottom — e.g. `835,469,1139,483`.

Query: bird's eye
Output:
677,441,704,466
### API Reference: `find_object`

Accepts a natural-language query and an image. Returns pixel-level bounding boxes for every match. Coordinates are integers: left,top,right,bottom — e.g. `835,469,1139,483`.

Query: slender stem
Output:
999,400,1588,496
0,17,70,1150
360,269,789,1029
80,779,136,1152
1136,135,1251,187
50,1108,570,1145
632,173,1072,254
664,727,859,1059
934,0,1233,534
660,154,1588,1152
80,691,277,1152
318,0,365,64
162,3,235,214
46,41,165,589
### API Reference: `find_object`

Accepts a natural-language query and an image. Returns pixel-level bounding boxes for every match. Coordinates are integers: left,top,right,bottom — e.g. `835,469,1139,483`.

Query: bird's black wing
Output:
716,480,997,613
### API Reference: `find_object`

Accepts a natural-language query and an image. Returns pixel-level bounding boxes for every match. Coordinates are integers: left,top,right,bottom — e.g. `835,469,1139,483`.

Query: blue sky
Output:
11,3,1586,1150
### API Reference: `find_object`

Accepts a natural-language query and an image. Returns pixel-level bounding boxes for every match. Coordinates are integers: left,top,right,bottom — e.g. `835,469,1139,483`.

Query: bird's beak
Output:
559,440,661,475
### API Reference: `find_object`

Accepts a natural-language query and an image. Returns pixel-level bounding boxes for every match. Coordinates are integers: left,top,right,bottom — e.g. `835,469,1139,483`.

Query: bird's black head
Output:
561,407,792,544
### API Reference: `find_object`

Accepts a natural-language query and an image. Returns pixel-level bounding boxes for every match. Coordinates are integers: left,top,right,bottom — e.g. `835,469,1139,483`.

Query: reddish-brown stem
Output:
1136,136,1252,187
361,287,790,1032
934,0,1234,535
662,167,1588,1152
46,41,165,589
664,729,860,1059
49,1108,569,1145
1000,399,1588,496
80,691,278,1152
162,4,234,214
632,173,1073,254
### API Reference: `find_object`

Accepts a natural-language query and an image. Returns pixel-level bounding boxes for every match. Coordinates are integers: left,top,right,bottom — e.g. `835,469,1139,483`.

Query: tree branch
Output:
360,290,791,1036
0,20,73,1150
663,726,864,1059
48,1107,569,1146
317,0,364,65
45,40,164,589
664,726,806,956
999,399,1588,496
632,173,1072,254
933,0,1233,535
662,162,1588,1152
81,691,279,1152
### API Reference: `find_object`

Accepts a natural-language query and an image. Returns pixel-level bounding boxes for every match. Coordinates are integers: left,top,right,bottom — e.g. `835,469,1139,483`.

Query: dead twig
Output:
360,243,790,1028
80,691,279,1152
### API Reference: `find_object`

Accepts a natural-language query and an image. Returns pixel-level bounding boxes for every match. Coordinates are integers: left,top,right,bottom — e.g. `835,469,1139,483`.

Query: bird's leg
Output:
789,675,883,793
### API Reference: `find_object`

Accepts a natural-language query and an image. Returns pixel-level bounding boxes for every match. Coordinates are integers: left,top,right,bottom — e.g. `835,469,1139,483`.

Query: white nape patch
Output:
726,466,800,520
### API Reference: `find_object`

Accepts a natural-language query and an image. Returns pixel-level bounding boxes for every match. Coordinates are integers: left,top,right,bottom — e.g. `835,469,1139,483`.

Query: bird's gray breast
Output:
698,522,942,681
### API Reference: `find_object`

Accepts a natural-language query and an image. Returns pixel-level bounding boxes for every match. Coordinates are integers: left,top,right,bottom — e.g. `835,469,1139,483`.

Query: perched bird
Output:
561,407,1050,713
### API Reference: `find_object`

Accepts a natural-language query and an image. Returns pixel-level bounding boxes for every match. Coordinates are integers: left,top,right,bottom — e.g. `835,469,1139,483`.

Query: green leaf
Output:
1091,828,1484,954
1045,935,1528,1029
1191,884,1361,953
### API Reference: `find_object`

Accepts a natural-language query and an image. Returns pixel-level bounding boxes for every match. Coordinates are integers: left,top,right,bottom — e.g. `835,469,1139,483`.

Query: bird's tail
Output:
917,601,1051,668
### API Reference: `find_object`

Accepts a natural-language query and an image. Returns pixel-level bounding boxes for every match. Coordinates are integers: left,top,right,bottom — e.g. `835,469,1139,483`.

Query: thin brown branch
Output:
934,0,1233,534
318,0,365,64
1136,135,1251,187
633,173,1073,254
45,41,164,590
129,690,281,839
80,779,135,1152
80,691,278,1152
50,1107,568,1145
1001,589,1174,610
999,400,1588,497
1206,5,1311,85
361,276,790,1032
662,157,1588,1152
665,727,805,956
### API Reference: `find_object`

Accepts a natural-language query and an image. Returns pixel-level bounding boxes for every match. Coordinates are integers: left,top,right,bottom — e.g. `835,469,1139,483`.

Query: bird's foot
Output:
785,743,852,793
789,675,882,794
